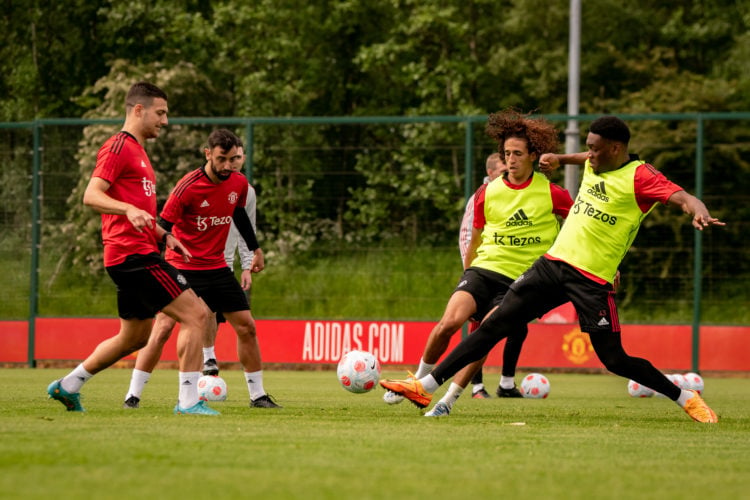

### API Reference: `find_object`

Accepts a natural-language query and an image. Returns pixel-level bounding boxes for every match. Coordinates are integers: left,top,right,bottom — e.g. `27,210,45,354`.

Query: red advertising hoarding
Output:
1,318,748,371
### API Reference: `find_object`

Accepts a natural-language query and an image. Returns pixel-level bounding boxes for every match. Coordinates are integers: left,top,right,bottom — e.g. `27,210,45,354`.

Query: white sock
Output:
61,364,93,393
472,383,485,394
126,369,151,400
500,376,516,390
419,375,439,394
414,359,435,379
245,370,265,400
439,383,464,409
203,346,216,363
178,371,201,409
676,389,695,408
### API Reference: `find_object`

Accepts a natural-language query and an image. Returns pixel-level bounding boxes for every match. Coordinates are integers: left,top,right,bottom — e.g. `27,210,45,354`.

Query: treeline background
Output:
1,0,748,323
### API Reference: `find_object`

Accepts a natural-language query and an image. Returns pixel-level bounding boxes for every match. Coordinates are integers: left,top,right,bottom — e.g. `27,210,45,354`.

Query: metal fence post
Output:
28,122,42,368
692,115,704,373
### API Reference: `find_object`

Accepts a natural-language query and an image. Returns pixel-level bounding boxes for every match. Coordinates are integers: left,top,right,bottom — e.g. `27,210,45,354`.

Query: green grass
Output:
1,368,749,499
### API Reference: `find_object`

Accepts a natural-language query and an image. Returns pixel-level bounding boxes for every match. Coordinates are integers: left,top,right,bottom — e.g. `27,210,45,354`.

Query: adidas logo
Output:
182,380,193,386
597,317,610,326
140,160,147,168
506,208,532,227
200,200,210,208
587,181,609,202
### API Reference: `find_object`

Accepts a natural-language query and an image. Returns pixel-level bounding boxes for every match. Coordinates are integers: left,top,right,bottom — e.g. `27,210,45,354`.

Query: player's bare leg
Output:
226,310,281,408
421,291,477,364
162,290,218,414
123,313,178,408
48,317,153,412
425,357,486,417
385,291,477,405
84,318,154,374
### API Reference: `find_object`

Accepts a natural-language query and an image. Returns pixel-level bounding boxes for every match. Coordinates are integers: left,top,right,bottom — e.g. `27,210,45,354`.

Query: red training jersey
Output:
161,168,248,270
633,163,682,211
92,132,159,267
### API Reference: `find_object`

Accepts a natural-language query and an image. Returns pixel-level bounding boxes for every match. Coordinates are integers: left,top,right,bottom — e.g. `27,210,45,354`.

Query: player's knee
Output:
185,303,211,330
435,317,464,338
234,322,256,339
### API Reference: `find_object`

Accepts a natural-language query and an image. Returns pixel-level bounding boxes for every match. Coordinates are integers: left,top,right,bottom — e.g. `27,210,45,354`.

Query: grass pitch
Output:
1,368,748,499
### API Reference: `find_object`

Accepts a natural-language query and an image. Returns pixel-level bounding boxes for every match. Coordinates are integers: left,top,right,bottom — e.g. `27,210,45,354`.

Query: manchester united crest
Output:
561,328,594,365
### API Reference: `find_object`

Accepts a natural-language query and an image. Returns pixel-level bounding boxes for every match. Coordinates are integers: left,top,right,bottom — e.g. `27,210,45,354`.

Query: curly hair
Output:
485,109,560,156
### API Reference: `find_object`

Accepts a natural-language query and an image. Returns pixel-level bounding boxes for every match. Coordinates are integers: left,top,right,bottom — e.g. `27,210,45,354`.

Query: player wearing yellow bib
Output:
383,110,573,417
382,116,723,424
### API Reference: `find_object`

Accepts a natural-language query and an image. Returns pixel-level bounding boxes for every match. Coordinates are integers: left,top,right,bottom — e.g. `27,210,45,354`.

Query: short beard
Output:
211,164,231,181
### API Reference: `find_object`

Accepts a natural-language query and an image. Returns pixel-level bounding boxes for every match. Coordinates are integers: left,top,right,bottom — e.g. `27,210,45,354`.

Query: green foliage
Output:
3,369,750,499
344,123,464,243
2,0,750,317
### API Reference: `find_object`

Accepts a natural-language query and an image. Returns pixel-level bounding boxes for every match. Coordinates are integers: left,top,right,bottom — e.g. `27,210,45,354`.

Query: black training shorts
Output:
180,267,249,317
507,257,620,334
453,267,515,322
106,253,191,320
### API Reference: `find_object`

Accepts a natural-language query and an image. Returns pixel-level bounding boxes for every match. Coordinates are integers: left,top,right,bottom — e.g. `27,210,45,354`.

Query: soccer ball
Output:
520,373,550,399
683,372,705,394
197,375,228,401
337,350,381,394
669,373,689,389
627,379,655,397
656,373,686,397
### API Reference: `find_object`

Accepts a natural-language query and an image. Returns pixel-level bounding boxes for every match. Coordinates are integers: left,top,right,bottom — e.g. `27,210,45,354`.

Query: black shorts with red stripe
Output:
506,256,620,335
106,252,191,320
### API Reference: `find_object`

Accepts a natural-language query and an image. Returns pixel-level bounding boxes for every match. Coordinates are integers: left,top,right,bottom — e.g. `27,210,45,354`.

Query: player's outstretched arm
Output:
539,152,588,174
667,190,726,231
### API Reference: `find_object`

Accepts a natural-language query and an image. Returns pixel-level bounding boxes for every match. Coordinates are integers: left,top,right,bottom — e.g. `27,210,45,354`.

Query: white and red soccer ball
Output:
520,373,550,399
630,372,705,398
198,375,228,401
683,372,705,394
337,350,381,394
627,379,655,398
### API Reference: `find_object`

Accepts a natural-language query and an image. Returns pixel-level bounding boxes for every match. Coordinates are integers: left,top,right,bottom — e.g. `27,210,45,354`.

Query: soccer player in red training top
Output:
47,81,219,415
386,110,574,417
122,129,281,409
381,115,723,423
